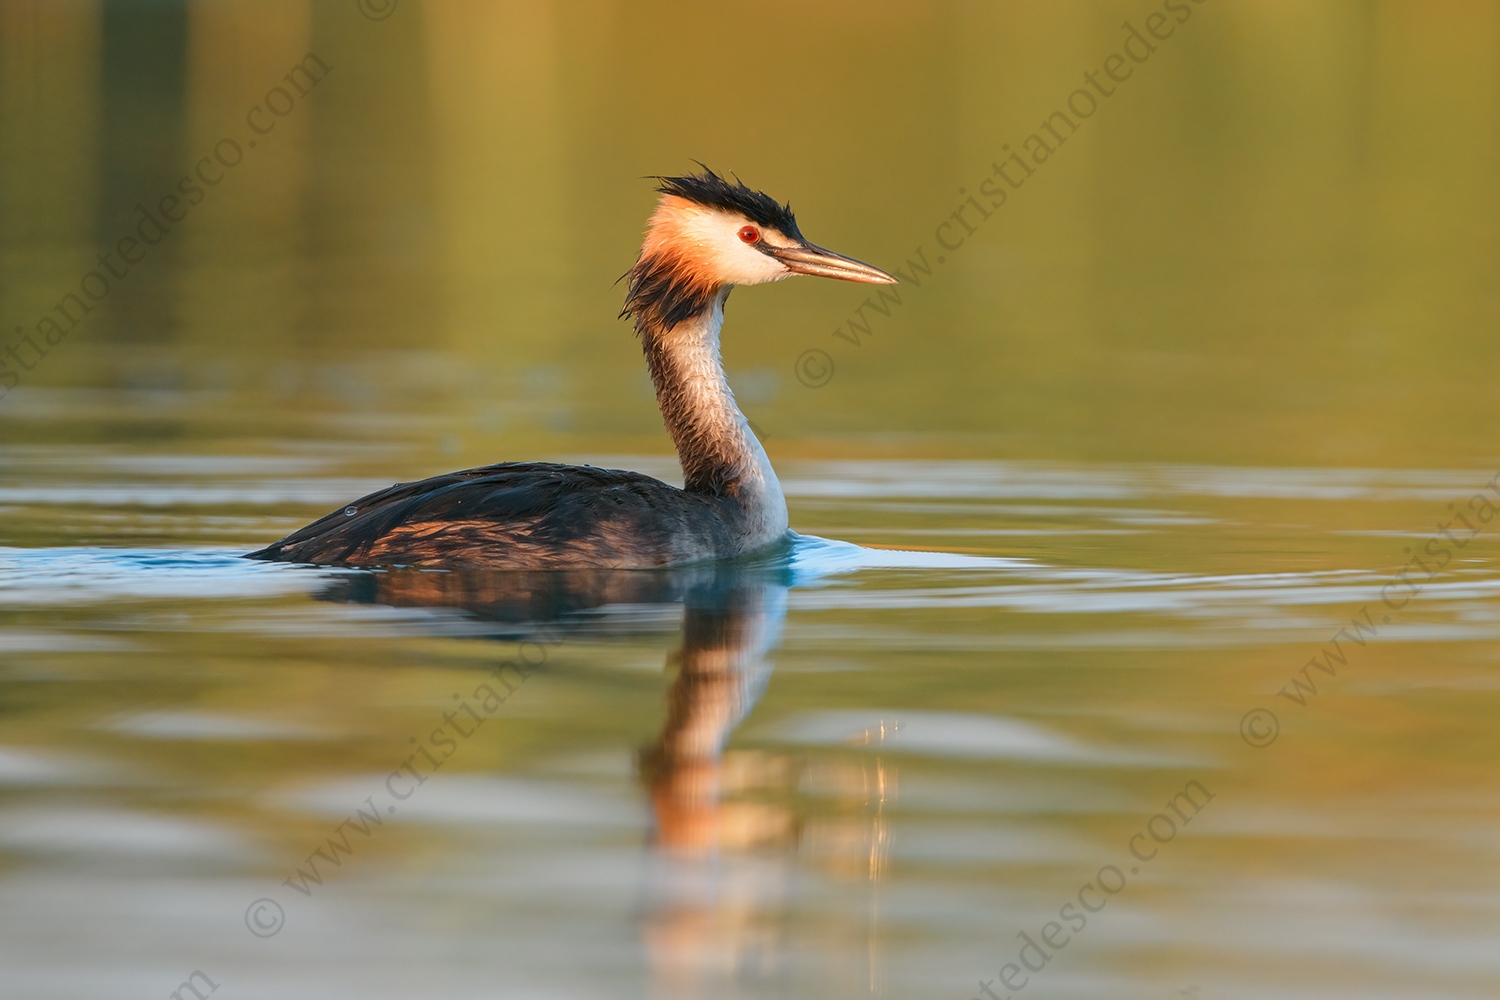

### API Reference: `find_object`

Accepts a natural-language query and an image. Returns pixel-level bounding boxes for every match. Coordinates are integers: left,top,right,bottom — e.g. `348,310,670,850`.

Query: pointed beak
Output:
766,241,898,284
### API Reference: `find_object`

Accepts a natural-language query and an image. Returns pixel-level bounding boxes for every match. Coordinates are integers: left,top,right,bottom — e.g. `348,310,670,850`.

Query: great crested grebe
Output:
248,169,896,569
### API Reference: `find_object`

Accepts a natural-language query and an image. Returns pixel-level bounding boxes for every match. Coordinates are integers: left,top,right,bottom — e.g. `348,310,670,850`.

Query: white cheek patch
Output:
678,209,789,286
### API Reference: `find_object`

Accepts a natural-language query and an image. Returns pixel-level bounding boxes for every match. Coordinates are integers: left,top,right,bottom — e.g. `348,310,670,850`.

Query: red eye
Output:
738,225,760,244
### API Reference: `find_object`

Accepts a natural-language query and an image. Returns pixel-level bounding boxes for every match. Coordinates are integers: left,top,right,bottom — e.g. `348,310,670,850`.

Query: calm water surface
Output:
3,425,1499,999
4,2,1500,998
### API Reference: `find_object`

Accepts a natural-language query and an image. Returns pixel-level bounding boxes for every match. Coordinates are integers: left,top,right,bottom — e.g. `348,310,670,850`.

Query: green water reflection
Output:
4,1,1499,466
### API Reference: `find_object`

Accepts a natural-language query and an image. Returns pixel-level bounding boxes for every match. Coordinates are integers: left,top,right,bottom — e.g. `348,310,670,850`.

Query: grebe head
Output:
623,167,896,331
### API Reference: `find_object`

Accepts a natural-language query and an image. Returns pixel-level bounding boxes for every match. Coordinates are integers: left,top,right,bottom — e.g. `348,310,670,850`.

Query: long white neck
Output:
639,288,788,545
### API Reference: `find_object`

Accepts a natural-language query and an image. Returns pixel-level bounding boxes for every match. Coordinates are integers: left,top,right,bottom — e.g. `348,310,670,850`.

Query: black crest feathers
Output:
654,167,801,238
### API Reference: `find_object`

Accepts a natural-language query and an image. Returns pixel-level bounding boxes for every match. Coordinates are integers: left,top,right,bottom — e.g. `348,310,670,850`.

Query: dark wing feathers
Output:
247,462,733,568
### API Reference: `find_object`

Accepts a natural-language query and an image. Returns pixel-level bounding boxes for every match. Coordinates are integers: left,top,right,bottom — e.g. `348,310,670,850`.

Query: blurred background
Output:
4,0,1497,467
3,2,1500,999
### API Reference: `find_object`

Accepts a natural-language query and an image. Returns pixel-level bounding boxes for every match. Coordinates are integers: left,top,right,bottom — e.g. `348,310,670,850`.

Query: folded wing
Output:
246,462,734,568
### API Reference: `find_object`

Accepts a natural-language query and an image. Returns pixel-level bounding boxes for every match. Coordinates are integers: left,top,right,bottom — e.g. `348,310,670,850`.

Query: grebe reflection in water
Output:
318,560,792,854
317,557,888,992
